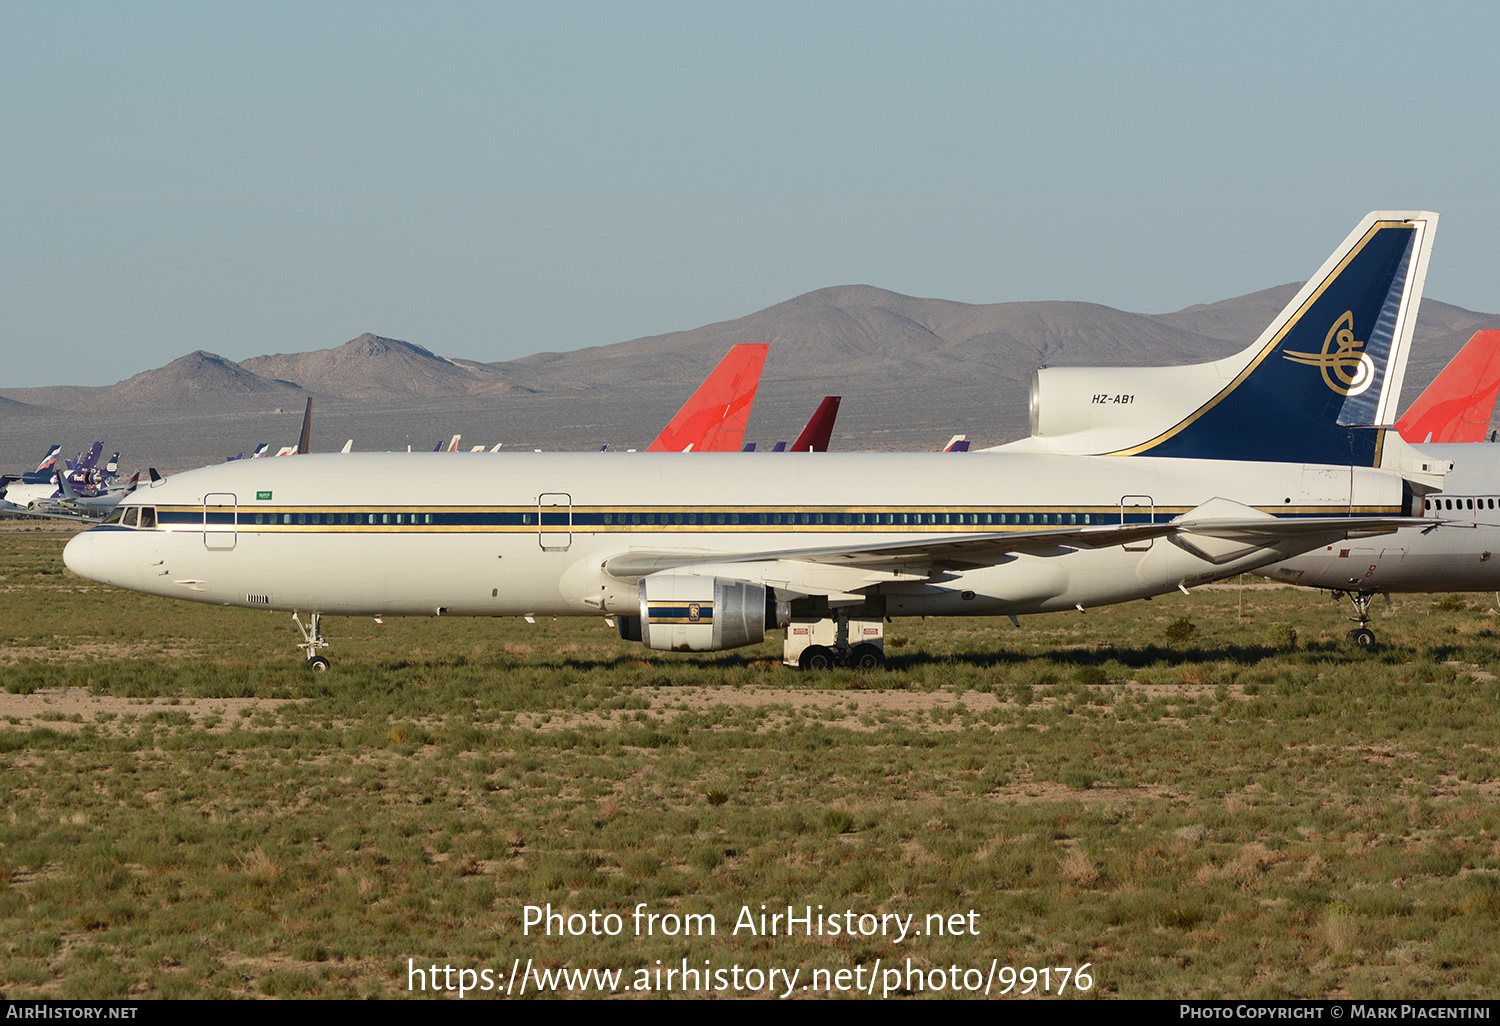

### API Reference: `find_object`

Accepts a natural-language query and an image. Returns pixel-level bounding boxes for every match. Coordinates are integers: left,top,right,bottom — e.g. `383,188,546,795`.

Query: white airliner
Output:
1259,442,1500,644
63,212,1440,669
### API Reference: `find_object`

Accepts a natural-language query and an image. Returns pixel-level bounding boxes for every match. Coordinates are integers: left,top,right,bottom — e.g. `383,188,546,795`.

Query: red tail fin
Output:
647,344,769,452
790,396,841,452
1396,330,1500,444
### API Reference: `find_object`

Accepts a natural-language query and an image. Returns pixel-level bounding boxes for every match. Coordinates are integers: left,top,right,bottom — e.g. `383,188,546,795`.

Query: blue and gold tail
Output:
1114,212,1437,466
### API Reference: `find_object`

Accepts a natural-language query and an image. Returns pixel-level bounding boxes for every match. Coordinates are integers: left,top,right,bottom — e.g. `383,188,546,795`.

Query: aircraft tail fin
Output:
1110,212,1438,466
770,441,787,452
1396,330,1500,445
54,469,78,502
943,434,970,452
789,396,841,452
647,344,769,453
446,434,462,452
34,445,61,473
297,398,313,455
79,442,103,471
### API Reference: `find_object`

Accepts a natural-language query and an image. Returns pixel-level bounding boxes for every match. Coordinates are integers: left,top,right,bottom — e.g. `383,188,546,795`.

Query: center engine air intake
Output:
637,574,780,652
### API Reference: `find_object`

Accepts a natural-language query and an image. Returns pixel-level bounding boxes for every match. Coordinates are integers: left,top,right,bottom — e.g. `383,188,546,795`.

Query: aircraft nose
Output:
63,530,95,580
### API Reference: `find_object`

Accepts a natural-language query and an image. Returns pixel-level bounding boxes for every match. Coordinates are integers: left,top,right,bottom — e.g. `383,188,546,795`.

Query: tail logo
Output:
1282,312,1375,396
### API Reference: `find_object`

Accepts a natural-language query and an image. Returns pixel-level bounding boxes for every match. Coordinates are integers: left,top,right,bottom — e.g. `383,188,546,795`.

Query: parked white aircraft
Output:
63,212,1440,669
1260,441,1500,644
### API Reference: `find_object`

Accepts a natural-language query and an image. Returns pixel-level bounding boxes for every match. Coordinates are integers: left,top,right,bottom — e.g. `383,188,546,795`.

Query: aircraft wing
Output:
0,498,102,523
604,498,1426,598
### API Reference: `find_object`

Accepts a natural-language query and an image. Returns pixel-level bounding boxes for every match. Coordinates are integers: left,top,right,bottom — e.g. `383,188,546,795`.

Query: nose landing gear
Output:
1334,590,1385,647
293,611,331,670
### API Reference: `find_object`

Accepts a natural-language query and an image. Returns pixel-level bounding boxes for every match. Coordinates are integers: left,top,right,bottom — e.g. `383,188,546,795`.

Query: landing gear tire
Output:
293,612,331,667
848,643,885,670
1346,627,1376,648
799,645,837,671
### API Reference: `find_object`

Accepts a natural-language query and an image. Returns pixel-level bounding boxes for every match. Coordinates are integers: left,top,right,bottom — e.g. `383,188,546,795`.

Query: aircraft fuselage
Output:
65,451,1405,622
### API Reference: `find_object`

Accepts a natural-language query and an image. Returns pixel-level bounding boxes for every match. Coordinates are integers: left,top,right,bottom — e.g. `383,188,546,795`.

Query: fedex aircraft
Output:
65,212,1439,670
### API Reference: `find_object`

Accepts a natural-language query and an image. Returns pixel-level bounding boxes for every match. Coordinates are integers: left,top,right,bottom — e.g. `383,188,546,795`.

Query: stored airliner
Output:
64,211,1441,669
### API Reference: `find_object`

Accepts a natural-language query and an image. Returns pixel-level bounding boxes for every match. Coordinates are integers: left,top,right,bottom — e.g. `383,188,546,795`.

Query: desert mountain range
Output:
3,283,1499,469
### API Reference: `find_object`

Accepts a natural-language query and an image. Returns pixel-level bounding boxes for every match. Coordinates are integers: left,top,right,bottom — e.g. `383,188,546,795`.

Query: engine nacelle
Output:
1027,364,1217,452
638,574,771,652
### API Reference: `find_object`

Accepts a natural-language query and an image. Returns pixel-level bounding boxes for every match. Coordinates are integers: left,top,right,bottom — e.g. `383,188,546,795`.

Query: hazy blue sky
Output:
4,1,1498,387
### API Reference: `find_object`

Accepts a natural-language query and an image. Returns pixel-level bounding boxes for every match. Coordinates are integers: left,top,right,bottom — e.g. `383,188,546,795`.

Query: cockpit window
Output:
139,507,156,529
105,505,126,525
123,507,139,528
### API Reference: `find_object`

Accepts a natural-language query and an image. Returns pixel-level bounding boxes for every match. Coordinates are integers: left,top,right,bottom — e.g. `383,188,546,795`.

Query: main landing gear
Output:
293,612,331,670
796,642,885,671
1333,590,1386,647
785,605,887,670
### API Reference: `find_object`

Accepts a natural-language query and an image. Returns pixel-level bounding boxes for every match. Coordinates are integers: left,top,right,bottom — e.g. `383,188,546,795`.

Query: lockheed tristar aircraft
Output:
65,211,1443,669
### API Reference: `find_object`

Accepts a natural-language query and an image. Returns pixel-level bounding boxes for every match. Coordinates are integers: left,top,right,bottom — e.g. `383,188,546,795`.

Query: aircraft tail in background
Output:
78,441,104,471
647,344,769,453
789,396,841,452
1396,330,1500,445
297,398,313,455
34,445,61,473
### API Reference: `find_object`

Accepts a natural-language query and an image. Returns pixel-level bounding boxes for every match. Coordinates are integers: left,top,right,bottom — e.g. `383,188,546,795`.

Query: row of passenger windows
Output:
251,512,432,525
233,510,1108,527
1425,496,1497,512
596,511,1103,526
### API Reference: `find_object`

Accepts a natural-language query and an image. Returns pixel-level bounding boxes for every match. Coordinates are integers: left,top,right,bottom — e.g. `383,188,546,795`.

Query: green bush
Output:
1163,618,1197,644
1263,622,1298,650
